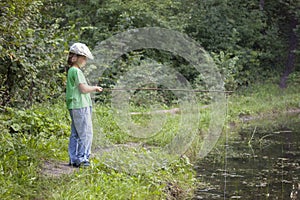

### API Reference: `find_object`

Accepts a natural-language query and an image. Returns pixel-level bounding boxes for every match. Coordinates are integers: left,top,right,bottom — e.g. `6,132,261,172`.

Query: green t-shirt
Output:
66,67,92,109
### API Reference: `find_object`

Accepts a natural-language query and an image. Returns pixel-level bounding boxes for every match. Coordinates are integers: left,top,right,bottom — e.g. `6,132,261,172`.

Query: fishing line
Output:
223,93,229,200
103,87,233,93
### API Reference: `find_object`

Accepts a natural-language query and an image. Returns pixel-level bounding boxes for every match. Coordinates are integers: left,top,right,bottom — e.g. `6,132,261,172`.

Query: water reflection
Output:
194,114,300,200
290,183,299,200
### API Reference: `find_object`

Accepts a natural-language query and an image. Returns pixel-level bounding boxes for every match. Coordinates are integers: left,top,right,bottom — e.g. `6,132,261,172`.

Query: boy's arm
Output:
79,83,103,94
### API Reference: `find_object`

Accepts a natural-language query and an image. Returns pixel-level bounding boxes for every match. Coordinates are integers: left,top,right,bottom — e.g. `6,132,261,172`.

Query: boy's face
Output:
77,56,87,68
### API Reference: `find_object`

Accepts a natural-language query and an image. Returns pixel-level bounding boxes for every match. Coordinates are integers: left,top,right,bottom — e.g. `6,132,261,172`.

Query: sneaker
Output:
72,160,81,168
82,161,90,167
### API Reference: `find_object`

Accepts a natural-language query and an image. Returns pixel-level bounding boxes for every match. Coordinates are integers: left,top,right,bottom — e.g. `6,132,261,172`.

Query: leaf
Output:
11,123,21,131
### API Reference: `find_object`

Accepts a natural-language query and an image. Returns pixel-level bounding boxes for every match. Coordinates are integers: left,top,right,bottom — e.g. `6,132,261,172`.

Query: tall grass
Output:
0,82,299,199
229,82,300,119
0,101,195,200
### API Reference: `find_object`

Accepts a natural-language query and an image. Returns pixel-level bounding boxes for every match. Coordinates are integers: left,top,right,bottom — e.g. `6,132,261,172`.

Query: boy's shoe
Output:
68,160,90,168
72,163,81,168
71,160,81,168
82,161,90,167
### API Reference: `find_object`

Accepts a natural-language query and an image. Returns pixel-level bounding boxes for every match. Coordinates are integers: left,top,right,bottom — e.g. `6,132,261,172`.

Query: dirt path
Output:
41,108,300,177
40,143,142,177
40,160,78,177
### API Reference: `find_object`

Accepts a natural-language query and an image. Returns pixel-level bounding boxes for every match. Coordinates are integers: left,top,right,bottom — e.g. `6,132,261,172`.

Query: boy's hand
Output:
94,86,103,92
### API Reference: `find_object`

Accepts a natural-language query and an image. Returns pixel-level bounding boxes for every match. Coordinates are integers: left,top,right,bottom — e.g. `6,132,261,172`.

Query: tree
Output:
0,0,75,107
184,0,300,88
183,0,267,88
275,1,299,88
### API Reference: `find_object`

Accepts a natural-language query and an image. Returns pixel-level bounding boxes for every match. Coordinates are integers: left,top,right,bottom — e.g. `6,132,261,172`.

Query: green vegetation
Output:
0,100,196,199
1,0,299,199
229,80,300,120
1,81,300,199
1,0,299,107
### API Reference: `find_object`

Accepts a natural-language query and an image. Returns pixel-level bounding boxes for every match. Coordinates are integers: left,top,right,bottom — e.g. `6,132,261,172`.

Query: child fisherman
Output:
66,42,102,167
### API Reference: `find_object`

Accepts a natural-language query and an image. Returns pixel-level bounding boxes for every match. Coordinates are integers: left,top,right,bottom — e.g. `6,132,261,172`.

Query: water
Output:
194,114,300,200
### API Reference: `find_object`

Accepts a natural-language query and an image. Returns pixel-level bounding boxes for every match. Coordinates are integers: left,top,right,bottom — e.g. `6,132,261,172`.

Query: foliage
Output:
287,71,300,86
1,104,69,137
0,0,299,198
51,0,185,45
1,0,299,107
0,0,76,107
0,102,69,199
1,82,299,199
0,101,196,200
184,0,283,87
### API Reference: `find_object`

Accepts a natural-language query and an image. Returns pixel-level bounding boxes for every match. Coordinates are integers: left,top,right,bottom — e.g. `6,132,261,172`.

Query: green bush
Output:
1,104,69,137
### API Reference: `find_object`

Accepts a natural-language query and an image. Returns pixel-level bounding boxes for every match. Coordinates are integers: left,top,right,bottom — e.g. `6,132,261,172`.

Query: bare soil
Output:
40,160,78,177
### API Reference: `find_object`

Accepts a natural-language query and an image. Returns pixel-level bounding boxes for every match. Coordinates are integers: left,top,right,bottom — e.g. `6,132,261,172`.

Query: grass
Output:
0,101,195,200
0,81,300,199
228,82,300,120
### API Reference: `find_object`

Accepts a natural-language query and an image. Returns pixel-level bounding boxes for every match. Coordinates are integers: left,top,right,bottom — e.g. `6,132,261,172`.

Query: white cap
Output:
69,42,94,60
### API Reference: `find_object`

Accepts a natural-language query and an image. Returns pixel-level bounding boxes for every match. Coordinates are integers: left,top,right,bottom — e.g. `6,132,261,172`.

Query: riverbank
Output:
192,82,300,199
0,82,299,199
228,82,300,122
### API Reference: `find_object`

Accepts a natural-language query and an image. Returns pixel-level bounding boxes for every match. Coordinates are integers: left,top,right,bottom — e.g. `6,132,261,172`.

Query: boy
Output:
66,42,102,167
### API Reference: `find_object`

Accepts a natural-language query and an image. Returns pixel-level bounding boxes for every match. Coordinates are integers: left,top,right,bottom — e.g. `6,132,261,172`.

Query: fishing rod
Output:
102,88,233,93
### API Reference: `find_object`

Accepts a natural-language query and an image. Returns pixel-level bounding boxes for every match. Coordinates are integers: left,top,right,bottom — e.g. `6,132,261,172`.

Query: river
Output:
194,113,300,199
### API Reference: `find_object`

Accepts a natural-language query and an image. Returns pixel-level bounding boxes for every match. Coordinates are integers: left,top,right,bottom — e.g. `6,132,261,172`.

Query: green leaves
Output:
0,0,299,107
1,103,70,137
0,0,74,107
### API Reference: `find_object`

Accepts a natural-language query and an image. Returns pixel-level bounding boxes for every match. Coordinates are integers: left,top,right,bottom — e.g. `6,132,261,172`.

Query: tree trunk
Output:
279,16,298,89
259,0,264,10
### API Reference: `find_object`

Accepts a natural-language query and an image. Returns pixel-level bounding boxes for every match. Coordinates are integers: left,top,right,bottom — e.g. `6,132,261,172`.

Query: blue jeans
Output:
69,106,93,164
